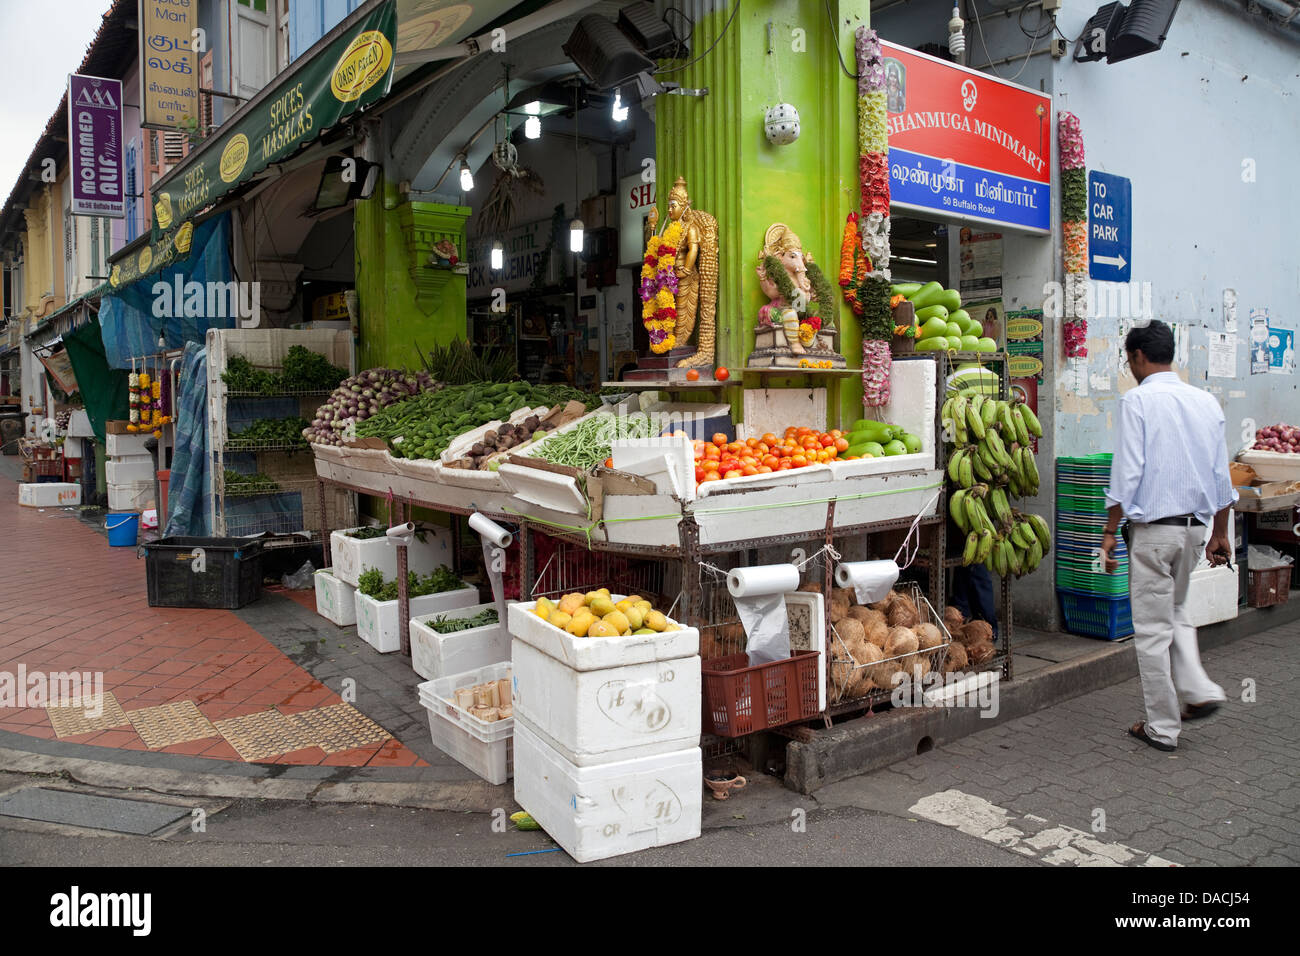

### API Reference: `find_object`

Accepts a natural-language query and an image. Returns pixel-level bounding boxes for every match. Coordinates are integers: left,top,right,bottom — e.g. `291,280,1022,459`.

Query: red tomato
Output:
835,438,849,452
714,366,730,381
791,454,808,468
695,466,707,483
712,433,728,447
724,469,743,479
761,433,778,445
686,369,700,381
604,457,614,468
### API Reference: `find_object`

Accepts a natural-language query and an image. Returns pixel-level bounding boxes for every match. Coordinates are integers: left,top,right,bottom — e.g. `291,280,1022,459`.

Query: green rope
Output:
599,479,944,523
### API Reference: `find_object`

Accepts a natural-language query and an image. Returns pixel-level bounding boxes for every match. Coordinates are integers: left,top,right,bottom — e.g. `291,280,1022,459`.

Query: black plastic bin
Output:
144,537,264,609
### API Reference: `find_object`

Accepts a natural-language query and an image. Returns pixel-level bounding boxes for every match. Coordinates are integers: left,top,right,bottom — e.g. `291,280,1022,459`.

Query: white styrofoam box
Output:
1237,449,1300,483
108,480,154,511
513,719,702,863
410,602,508,681
106,457,156,485
66,409,94,438
496,461,588,514
106,432,152,457
742,386,829,441
611,434,695,501
785,592,827,712
695,462,833,498
511,637,701,766
827,357,937,478
1184,565,1240,628
329,524,454,588
19,483,82,507
355,586,480,653
418,663,513,785
826,469,945,532
509,598,699,671
313,568,357,627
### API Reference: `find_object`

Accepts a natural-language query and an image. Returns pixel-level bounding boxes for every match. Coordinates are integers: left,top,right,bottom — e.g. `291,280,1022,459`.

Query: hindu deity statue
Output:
644,177,719,369
748,223,845,369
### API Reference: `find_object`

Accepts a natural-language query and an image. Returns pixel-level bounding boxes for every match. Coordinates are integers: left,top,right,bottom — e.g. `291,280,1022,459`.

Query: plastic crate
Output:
144,537,264,609
417,662,513,785
1058,589,1133,640
702,649,820,737
1247,566,1292,608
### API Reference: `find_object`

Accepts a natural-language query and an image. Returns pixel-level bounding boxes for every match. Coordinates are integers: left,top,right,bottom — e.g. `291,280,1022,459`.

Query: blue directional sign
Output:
1088,171,1132,283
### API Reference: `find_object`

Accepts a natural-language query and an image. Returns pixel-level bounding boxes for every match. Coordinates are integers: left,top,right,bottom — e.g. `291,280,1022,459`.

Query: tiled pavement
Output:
0,471,459,772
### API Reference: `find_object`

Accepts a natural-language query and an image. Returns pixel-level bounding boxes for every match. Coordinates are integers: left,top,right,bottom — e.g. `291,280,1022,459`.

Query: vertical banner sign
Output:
881,41,1051,233
139,0,198,129
68,75,124,218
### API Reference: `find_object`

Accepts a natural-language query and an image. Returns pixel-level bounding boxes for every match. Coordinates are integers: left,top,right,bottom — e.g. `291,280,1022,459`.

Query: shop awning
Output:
141,0,400,245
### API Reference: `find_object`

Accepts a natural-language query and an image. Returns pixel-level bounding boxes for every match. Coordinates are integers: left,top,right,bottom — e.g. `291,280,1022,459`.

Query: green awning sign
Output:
151,0,397,236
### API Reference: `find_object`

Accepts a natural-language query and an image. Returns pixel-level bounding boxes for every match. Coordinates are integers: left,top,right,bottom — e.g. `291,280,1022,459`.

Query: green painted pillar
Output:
353,177,471,371
655,0,870,428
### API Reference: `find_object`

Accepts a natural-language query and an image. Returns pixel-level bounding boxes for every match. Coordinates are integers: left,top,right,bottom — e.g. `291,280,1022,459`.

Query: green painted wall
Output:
656,0,871,429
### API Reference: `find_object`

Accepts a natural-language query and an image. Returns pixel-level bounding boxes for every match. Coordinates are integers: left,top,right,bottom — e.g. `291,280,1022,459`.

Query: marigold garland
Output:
640,219,684,354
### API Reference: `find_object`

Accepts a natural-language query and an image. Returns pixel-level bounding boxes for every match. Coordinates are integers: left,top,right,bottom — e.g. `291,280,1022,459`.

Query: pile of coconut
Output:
942,605,996,669
806,585,950,701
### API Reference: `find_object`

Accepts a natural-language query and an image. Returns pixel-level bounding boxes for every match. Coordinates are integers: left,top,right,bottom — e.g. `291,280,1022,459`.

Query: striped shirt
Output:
1104,372,1238,526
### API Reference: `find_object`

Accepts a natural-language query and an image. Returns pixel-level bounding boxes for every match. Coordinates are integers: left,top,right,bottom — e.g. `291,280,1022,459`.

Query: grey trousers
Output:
1128,523,1227,747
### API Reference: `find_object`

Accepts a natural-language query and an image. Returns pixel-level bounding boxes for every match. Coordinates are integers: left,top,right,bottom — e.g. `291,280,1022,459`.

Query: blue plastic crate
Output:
1058,588,1133,641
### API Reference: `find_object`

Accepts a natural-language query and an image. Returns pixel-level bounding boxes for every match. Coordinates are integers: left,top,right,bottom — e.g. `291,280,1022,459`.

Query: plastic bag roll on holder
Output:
471,512,515,621
726,563,801,666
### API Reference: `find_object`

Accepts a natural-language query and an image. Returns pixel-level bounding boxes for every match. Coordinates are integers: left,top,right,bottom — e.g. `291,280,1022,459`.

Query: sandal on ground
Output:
1128,721,1176,752
1182,701,1221,721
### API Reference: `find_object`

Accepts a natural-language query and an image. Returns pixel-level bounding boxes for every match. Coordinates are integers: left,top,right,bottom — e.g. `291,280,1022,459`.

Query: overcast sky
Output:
0,0,115,205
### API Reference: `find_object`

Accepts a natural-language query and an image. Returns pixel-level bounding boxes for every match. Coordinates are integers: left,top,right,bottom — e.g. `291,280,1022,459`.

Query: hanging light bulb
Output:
457,154,473,192
524,101,541,140
490,241,504,270
611,90,628,123
569,218,585,253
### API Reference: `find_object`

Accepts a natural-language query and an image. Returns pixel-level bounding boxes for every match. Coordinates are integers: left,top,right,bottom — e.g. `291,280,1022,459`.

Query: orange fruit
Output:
686,369,700,381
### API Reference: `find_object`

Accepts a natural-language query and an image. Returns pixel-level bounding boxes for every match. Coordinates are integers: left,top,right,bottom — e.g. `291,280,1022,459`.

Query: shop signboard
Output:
139,0,199,129
881,41,1051,234
466,218,554,296
149,0,397,236
619,171,656,266
68,75,125,218
1087,171,1132,282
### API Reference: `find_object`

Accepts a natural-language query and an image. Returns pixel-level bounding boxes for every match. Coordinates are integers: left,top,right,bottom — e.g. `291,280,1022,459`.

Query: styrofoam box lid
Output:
508,598,699,671
419,661,514,742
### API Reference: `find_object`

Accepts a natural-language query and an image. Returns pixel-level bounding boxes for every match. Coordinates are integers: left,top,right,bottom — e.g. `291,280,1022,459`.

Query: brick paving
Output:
0,474,428,769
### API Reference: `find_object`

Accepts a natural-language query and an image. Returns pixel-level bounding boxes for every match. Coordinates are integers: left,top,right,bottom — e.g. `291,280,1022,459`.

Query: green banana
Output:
977,529,995,563
1027,539,1044,572
998,401,1015,435
1018,401,1043,438
1007,467,1024,498
948,447,965,483
1011,406,1031,447
1006,542,1024,576
986,430,1014,469
972,450,994,482
1022,447,1041,493
964,531,981,565
982,397,999,428
959,451,974,489
1027,513,1052,550
966,399,987,441
991,487,1012,524
950,489,969,532
953,396,969,444
964,494,985,535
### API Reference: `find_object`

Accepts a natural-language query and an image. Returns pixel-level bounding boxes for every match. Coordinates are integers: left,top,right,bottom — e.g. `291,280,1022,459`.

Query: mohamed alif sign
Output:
68,75,124,218
882,41,1051,233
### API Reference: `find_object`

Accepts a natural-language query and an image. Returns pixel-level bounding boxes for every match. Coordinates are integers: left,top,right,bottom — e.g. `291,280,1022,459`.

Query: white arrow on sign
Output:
1093,253,1127,269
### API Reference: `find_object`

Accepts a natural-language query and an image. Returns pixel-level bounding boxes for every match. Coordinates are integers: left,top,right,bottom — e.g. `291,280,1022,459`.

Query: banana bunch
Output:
943,391,1050,577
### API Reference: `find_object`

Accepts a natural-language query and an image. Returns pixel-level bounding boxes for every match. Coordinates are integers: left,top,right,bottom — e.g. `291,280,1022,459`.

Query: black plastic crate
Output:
144,536,264,609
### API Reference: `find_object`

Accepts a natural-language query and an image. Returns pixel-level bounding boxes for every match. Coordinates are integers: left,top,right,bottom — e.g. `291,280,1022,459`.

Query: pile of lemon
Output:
533,590,683,638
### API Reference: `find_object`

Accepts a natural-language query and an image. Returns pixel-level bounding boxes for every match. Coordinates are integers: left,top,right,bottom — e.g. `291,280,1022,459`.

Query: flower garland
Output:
1059,111,1088,359
856,27,893,408
640,219,684,354
763,254,824,339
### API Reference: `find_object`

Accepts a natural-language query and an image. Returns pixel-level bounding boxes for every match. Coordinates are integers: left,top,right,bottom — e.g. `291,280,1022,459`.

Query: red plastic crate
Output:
1247,566,1292,608
702,649,821,737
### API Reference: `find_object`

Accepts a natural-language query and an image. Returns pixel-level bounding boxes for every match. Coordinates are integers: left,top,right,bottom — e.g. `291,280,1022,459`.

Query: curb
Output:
783,600,1299,794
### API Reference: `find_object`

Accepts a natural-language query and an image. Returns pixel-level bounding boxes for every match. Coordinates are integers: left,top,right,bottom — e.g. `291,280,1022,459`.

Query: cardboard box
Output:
106,420,131,435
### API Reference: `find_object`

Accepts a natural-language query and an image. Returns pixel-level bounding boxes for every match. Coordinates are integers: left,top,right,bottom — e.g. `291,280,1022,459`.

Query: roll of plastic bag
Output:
727,564,799,665
835,560,900,605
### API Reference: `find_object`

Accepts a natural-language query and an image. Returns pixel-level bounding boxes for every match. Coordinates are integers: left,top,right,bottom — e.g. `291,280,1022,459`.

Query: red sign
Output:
882,41,1052,232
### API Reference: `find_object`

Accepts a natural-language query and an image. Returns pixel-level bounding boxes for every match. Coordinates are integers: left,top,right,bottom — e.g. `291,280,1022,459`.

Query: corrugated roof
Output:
0,0,135,245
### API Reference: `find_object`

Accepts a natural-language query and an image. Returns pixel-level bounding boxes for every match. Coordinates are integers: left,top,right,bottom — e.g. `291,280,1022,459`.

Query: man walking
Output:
1099,320,1235,752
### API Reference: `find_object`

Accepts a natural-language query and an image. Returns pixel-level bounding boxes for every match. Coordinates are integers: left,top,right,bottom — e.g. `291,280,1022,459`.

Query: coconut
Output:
830,595,851,623
885,626,919,657
887,598,920,629
836,617,867,652
943,605,966,634
829,652,858,697
900,652,931,680
798,581,824,595
915,622,943,650
847,605,874,625
944,641,969,673
864,618,890,649
960,620,994,648
849,643,884,696
832,586,856,606
870,592,896,612
967,640,995,666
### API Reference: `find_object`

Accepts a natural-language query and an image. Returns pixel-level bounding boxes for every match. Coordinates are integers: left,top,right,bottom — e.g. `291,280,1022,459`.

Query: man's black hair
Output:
1125,320,1175,364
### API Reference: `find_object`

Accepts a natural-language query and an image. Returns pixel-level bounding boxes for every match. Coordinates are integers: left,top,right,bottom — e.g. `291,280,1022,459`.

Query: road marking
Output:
909,789,1179,867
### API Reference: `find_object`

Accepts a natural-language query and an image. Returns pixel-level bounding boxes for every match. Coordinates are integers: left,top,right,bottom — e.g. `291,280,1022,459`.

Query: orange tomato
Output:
791,454,808,468
704,444,720,460
686,369,700,381
712,433,728,447
742,464,758,476
758,465,773,473
762,455,779,469
701,460,720,472
777,460,793,470
761,433,778,445
701,472,721,482
835,437,849,452
784,427,797,439
724,469,743,479
796,426,813,438
830,429,843,439
714,366,730,381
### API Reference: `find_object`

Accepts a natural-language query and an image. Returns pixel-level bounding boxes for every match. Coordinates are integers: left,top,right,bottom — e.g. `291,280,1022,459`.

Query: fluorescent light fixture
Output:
458,154,473,191
569,219,585,253
612,90,629,122
490,241,504,270
524,101,541,139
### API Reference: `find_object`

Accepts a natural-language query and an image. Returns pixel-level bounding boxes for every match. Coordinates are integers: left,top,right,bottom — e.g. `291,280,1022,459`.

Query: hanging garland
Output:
761,255,837,346
640,220,684,354
1059,111,1088,359
855,27,893,408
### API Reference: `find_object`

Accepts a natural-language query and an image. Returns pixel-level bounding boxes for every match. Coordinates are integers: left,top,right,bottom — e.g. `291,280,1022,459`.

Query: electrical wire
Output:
825,0,862,80
969,0,1040,81
655,0,742,75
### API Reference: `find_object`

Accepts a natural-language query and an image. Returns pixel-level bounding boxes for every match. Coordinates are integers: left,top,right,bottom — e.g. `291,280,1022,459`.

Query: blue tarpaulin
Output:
100,213,235,369
165,341,212,537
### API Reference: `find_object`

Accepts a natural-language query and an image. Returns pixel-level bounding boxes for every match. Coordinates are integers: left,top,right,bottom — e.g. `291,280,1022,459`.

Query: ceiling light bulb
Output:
458,155,473,191
612,90,628,123
490,241,504,270
524,101,541,139
569,219,584,253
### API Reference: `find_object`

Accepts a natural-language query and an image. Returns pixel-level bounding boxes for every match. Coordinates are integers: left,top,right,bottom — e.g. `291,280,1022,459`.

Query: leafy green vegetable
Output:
356,564,467,602
345,526,387,540
223,470,281,493
221,346,347,394
421,607,499,633
227,417,311,448
416,339,518,386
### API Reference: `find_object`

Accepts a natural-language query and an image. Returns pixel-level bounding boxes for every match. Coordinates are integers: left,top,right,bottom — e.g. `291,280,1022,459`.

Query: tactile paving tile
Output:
46,692,129,738
213,708,320,762
125,700,219,749
284,703,392,754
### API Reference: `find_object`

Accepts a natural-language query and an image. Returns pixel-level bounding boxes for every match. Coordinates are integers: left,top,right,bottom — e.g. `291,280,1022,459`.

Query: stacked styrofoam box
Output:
329,525,455,587
313,568,357,627
409,602,508,681
105,431,155,512
507,599,703,863
355,586,480,653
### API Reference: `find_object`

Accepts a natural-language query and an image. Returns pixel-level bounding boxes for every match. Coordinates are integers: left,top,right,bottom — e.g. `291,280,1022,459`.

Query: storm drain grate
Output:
0,788,190,835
